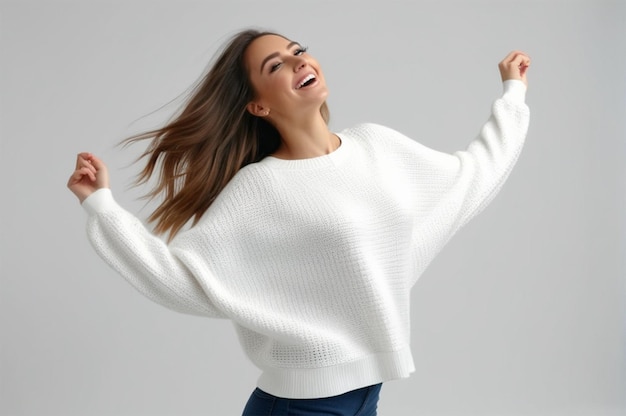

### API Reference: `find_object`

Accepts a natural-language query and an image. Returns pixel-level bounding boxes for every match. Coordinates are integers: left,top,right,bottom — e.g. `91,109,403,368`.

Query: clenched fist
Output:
67,152,110,203
499,50,530,87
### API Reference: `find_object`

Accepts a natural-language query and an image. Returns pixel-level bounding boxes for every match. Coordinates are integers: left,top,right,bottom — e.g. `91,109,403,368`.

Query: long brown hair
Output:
123,29,330,240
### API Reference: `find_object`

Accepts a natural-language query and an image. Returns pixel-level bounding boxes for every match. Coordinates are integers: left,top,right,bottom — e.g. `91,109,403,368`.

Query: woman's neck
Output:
271,115,338,160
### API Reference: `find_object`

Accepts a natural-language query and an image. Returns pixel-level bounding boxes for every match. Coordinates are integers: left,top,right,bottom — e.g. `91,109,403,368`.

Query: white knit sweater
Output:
82,80,529,399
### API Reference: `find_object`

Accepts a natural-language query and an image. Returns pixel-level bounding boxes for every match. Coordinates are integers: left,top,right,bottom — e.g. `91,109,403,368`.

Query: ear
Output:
246,101,270,117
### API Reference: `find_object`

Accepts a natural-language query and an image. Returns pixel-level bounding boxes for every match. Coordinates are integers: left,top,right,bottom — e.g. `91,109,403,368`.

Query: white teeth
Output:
297,74,316,89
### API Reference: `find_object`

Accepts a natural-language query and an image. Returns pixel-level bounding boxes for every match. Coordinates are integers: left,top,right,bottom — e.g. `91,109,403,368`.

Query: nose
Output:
293,56,307,72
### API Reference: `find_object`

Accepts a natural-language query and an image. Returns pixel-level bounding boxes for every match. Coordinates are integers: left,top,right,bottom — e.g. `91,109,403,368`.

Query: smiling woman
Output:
67,28,530,416
244,34,338,160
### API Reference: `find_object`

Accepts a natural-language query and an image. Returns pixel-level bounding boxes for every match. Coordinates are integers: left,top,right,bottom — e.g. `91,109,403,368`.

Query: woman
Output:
68,29,530,415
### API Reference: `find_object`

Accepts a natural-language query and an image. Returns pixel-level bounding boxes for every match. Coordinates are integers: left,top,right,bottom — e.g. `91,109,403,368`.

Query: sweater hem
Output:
256,345,415,399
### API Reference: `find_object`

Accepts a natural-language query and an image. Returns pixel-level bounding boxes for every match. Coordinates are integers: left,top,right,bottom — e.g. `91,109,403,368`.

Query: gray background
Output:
1,0,624,415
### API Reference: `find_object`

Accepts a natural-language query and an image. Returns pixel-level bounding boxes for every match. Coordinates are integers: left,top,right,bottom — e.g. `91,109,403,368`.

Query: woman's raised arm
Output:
67,153,223,317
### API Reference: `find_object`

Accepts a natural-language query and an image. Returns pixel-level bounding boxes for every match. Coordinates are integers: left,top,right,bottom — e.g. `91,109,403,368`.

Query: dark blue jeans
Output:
242,384,382,416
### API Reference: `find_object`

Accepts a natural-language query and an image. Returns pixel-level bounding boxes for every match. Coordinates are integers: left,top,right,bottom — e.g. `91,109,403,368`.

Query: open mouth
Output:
296,74,317,89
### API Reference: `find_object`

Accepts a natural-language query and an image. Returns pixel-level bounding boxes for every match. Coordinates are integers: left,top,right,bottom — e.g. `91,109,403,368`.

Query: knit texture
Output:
82,80,529,398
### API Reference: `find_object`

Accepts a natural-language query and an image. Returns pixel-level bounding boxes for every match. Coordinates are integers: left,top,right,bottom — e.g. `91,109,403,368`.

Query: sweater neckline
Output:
259,132,349,170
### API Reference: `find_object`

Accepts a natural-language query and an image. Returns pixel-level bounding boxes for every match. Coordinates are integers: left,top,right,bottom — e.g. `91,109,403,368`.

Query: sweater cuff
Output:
502,79,527,103
81,188,117,215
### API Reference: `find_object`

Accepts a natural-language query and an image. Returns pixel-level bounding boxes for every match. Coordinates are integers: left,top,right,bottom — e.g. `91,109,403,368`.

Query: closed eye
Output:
268,46,309,73
294,46,308,56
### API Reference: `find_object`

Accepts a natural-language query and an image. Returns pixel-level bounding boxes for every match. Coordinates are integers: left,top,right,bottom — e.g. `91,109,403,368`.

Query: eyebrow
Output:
260,41,300,74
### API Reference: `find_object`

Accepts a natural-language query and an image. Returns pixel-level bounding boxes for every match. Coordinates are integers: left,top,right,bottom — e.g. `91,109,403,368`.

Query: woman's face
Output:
244,34,328,121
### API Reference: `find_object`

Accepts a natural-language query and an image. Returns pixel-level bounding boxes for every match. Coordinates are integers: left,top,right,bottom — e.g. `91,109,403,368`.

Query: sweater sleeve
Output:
81,188,224,317
449,79,529,228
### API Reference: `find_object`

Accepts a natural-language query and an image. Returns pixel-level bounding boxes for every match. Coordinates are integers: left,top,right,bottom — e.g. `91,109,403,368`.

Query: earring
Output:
264,110,270,116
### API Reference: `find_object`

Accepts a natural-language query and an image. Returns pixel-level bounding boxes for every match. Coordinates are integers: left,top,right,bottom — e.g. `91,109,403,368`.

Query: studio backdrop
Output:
1,1,624,415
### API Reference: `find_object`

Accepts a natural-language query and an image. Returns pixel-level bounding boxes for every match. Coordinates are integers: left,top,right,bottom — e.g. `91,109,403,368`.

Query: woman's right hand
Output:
67,152,110,203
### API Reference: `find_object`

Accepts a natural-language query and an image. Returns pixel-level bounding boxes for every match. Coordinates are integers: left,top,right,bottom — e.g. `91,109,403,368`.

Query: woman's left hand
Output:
499,51,531,87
